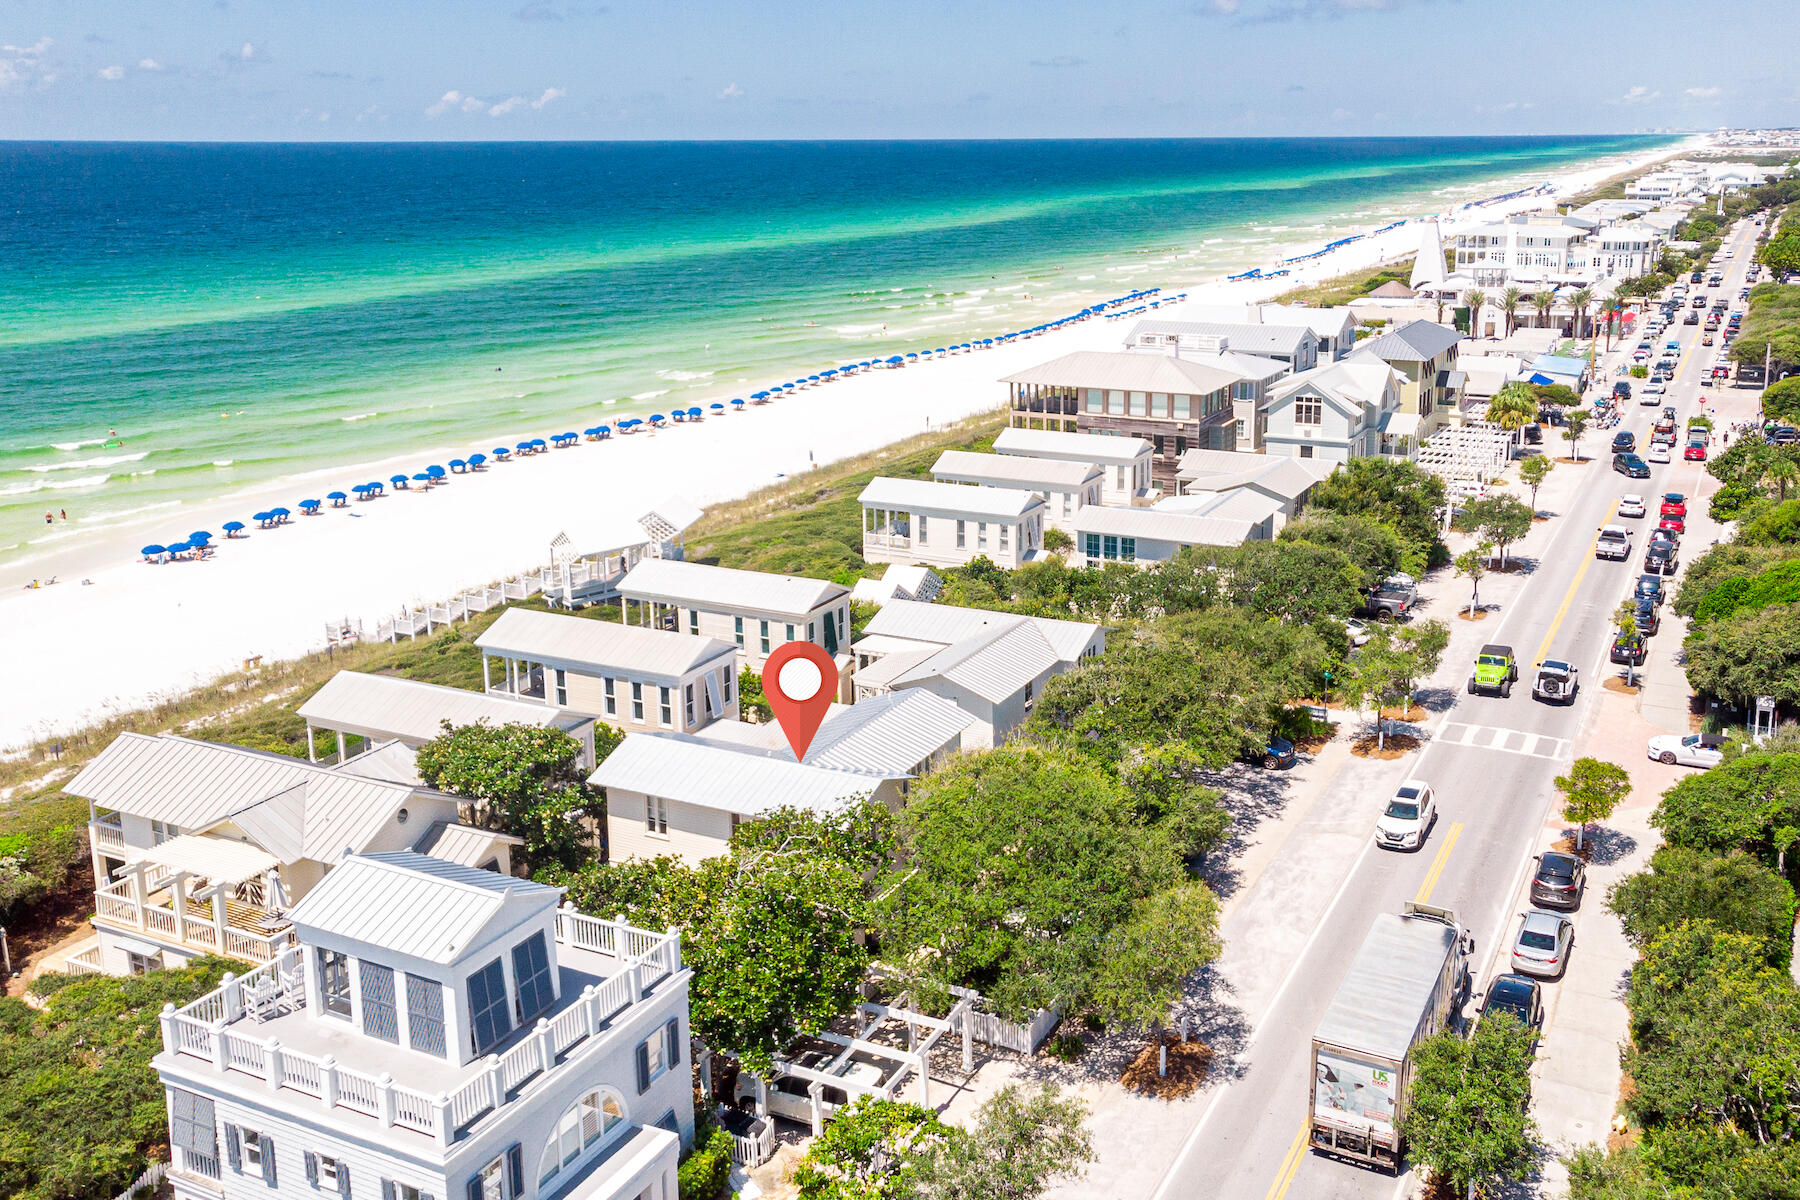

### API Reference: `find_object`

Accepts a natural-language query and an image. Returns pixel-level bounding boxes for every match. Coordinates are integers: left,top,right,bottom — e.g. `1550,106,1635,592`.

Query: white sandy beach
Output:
0,143,1697,748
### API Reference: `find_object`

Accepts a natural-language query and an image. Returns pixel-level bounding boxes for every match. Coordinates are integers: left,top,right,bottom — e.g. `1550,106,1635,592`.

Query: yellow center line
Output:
1414,822,1464,905
1263,1121,1310,1200
1530,499,1618,670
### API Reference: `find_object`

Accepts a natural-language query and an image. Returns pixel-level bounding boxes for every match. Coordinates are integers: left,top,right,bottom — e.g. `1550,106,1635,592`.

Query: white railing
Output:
61,943,105,976
161,912,682,1146
90,819,125,849
109,1161,169,1200
91,878,293,963
724,1111,777,1167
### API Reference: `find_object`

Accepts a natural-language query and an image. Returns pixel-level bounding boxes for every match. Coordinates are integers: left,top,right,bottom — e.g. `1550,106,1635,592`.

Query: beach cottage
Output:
298,670,600,770
1351,320,1465,440
991,427,1153,507
61,734,519,979
930,450,1103,534
1262,357,1408,463
858,477,1046,570
152,851,692,1200
477,608,739,736
1071,504,1272,568
617,559,851,676
1173,448,1336,529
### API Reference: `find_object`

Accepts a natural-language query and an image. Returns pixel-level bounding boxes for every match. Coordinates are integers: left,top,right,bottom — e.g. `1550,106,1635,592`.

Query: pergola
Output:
118,835,286,945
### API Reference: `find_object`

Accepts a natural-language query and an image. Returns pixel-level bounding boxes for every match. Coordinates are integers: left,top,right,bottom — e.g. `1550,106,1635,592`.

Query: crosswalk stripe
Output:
1436,722,1569,762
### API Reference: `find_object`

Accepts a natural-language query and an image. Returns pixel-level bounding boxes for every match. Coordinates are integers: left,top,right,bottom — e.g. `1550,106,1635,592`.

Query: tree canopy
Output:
1398,1016,1538,1196
1682,601,1800,708
1278,510,1419,591
1607,846,1796,968
1652,751,1800,866
1554,758,1632,852
1305,457,1448,561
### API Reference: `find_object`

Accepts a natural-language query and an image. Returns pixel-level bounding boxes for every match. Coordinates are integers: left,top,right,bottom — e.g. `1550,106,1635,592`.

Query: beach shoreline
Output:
0,136,1705,748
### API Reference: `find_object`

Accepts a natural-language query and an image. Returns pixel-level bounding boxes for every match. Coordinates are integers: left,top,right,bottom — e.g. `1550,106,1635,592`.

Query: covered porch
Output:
92,835,295,963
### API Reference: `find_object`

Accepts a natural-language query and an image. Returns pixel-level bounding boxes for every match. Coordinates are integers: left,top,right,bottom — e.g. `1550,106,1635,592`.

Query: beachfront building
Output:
858,477,1046,570
298,670,600,771
63,734,519,978
1262,357,1408,463
1450,213,1597,292
477,608,739,737
991,427,1153,507
852,600,1105,749
1593,222,1661,280
545,497,704,608
1123,319,1323,373
1002,350,1242,493
617,560,852,676
592,690,972,865
1351,320,1465,439
152,851,692,1200
930,450,1103,534
1144,304,1358,361
1173,448,1336,528
1071,503,1272,568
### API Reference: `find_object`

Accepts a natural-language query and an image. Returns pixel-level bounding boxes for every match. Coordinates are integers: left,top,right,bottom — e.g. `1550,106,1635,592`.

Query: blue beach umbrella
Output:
449,459,466,472
468,453,487,467
905,353,918,360
327,491,348,505
494,447,511,458
516,441,533,453
301,499,321,512
710,403,724,411
531,437,548,448
412,472,431,484
189,530,213,543
222,521,245,535
427,465,446,479
730,398,746,409
595,424,611,438
166,540,192,554
390,474,408,486
142,544,167,558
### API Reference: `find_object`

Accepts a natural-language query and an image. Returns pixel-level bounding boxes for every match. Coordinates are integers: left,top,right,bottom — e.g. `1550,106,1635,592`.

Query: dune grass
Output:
1270,257,1417,308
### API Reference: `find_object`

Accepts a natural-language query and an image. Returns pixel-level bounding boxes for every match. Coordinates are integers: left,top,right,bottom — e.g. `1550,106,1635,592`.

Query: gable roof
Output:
1356,320,1462,364
861,599,1102,664
930,451,1103,490
227,745,445,865
888,620,1062,705
588,733,896,815
859,477,1045,520
1174,448,1335,500
618,559,848,616
1276,358,1396,414
992,427,1151,466
476,608,736,677
681,690,974,774
412,820,525,868
287,851,559,964
299,671,592,744
1000,349,1243,394
1157,488,1287,526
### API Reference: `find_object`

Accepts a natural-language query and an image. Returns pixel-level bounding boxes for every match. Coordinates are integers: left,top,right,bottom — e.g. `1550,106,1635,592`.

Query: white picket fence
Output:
110,1161,167,1200
947,985,1061,1055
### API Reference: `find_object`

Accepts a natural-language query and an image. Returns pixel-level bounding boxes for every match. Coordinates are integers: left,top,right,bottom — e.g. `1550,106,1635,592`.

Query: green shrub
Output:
793,1097,950,1199
1044,1032,1084,1062
1043,526,1073,553
0,792,88,925
1710,482,1758,522
678,1111,734,1200
1693,558,1800,625
1630,365,1649,379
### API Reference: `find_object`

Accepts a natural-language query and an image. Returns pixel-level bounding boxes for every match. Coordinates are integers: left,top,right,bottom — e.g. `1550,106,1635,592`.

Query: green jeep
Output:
1467,644,1518,697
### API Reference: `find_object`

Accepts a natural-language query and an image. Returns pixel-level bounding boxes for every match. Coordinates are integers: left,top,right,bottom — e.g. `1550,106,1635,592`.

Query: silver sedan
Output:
1510,910,1574,979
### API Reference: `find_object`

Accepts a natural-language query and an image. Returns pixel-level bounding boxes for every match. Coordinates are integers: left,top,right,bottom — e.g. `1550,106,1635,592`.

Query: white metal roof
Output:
225,761,435,867
859,477,1045,520
992,427,1151,466
1174,449,1335,500
588,733,897,816
67,733,420,834
861,599,1101,665
412,820,524,868
1001,349,1242,394
890,621,1061,705
476,608,736,678
287,851,559,965
1158,489,1286,526
126,835,280,886
1314,912,1458,1060
803,691,974,773
930,451,1102,491
1073,504,1256,548
618,559,848,617
299,671,592,744
1123,320,1316,357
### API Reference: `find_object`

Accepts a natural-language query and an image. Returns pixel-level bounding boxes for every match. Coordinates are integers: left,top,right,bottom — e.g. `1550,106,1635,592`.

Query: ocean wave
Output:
630,390,670,401
78,500,181,524
5,473,115,496
213,460,234,467
27,451,148,472
341,411,379,422
655,369,715,382
50,438,107,451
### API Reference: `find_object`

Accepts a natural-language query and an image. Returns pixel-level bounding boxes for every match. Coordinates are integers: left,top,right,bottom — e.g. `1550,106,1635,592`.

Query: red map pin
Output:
762,641,838,763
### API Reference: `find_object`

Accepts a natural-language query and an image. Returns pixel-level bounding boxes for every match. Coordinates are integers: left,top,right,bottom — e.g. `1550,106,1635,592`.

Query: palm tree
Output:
1501,287,1524,337
1465,289,1487,338
1767,457,1800,500
1532,290,1554,330
1486,381,1540,453
1570,287,1594,341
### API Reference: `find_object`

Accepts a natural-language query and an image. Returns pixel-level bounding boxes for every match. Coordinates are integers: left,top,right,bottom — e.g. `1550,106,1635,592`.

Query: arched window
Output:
539,1089,628,1189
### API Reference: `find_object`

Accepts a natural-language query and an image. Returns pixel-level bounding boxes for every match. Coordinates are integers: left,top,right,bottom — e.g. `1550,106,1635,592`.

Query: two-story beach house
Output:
991,427,1152,507
1262,357,1407,463
64,735,520,978
859,477,1046,570
929,450,1103,534
1350,320,1465,440
153,851,693,1200
477,609,738,738
1172,448,1336,529
616,560,851,676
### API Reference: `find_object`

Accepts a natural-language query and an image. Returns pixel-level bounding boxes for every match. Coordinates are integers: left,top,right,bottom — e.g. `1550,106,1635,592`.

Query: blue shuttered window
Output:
361,961,399,1043
511,932,553,1023
467,958,512,1055
407,973,447,1058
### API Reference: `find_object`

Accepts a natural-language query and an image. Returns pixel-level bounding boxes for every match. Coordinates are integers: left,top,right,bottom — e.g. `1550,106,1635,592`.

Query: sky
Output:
1,0,1795,141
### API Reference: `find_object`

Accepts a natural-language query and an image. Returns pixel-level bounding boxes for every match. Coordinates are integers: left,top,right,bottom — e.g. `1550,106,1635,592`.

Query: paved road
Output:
1151,218,1761,1200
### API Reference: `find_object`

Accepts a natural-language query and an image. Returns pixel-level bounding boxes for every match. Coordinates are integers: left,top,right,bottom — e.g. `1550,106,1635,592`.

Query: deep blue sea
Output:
0,136,1670,565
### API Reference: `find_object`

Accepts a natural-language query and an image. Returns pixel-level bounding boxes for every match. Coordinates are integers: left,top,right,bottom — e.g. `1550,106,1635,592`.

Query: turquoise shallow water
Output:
0,136,1669,565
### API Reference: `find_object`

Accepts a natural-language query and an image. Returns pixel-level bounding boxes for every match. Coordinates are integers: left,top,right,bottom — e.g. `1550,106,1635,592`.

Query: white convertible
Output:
1646,733,1726,769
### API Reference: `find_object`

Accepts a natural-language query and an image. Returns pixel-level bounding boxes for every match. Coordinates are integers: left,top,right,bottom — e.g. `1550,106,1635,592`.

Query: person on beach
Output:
59,509,67,521
45,512,53,524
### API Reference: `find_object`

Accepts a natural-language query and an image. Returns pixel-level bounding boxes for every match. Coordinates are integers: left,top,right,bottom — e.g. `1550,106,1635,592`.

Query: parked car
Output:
1684,312,1700,325
1479,974,1545,1041
1617,494,1647,518
1644,540,1678,577
1643,380,1666,396
1612,381,1632,399
1374,780,1438,851
1467,644,1518,697
1510,911,1575,979
1647,732,1726,769
1661,493,1687,517
1635,574,1666,606
1684,442,1708,461
1343,617,1372,648
1633,599,1662,636
1647,443,1671,464
1247,736,1297,770
1532,660,1579,705
1595,525,1632,561
1611,633,1647,665
1530,852,1587,910
1613,453,1650,479
1658,513,1686,535
1775,426,1800,446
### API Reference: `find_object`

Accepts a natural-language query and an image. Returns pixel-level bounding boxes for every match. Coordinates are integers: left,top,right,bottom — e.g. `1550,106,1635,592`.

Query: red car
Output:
1685,443,1708,461
1659,515,1686,535
1661,493,1688,517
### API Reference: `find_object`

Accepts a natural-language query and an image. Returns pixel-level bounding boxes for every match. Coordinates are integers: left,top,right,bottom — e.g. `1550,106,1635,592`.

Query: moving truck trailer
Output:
1309,901,1473,1170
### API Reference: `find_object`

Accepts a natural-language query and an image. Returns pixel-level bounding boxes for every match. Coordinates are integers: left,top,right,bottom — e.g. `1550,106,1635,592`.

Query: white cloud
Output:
138,57,162,70
531,86,564,110
425,89,463,117
0,35,53,91
489,95,527,116
1330,106,1353,120
1619,85,1659,104
1209,0,1240,11
3,36,52,56
717,82,743,100
239,41,255,60
460,94,486,112
1685,86,1722,99
97,64,123,80
317,110,330,122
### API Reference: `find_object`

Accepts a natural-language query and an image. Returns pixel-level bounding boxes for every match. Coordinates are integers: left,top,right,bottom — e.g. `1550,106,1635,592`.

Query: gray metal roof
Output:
1174,449,1335,500
930,451,1102,490
1356,320,1463,364
227,749,448,865
1314,912,1457,1061
1072,504,1255,548
588,732,896,815
619,559,848,617
299,671,592,743
860,599,1102,665
287,851,560,965
1001,349,1242,394
804,690,975,773
476,608,736,678
67,733,419,834
1124,320,1316,357
859,477,1045,520
891,621,1061,705
993,428,1151,466
412,820,524,868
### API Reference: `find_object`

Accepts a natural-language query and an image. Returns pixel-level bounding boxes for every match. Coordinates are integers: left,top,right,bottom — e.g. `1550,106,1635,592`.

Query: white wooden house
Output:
298,671,599,770
929,451,1103,534
991,427,1153,506
617,560,851,676
858,477,1046,570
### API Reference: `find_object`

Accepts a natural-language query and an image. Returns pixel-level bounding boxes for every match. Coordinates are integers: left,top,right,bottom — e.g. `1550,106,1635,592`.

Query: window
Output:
1151,392,1169,417
1233,381,1256,401
1152,434,1164,457
602,677,616,717
631,682,644,721
151,820,180,844
467,958,512,1055
512,932,554,1023
956,520,966,548
126,950,157,976
319,948,352,1020
169,1089,218,1178
1174,395,1191,419
1176,435,1188,457
977,522,987,549
361,960,399,1043
1085,388,1103,413
1107,389,1125,414
635,1018,682,1093
1294,396,1323,425
807,620,816,644
407,973,447,1057
646,795,668,836
471,1148,522,1200
684,683,695,725
387,1184,428,1200
688,610,699,635
658,686,672,726
730,812,743,836
553,668,567,708
306,1153,349,1194
759,620,771,654
724,671,735,705
540,1091,628,1187
733,616,744,648
1129,391,1147,416
1299,444,1315,459
1103,534,1119,560
998,524,1009,552
1085,533,1101,560
228,1127,276,1185
1121,536,1137,561
917,515,928,543
785,623,796,642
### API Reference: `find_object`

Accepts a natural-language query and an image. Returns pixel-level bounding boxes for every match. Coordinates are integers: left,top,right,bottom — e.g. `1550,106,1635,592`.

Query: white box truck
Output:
1308,901,1473,1171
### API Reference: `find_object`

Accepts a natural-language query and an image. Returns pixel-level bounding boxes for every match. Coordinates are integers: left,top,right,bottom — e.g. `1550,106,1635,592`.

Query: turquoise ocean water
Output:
0,137,1670,567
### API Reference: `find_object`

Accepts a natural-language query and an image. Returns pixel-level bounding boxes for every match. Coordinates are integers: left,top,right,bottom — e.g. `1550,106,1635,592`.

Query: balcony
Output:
93,874,295,964
90,818,125,851
158,908,683,1147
